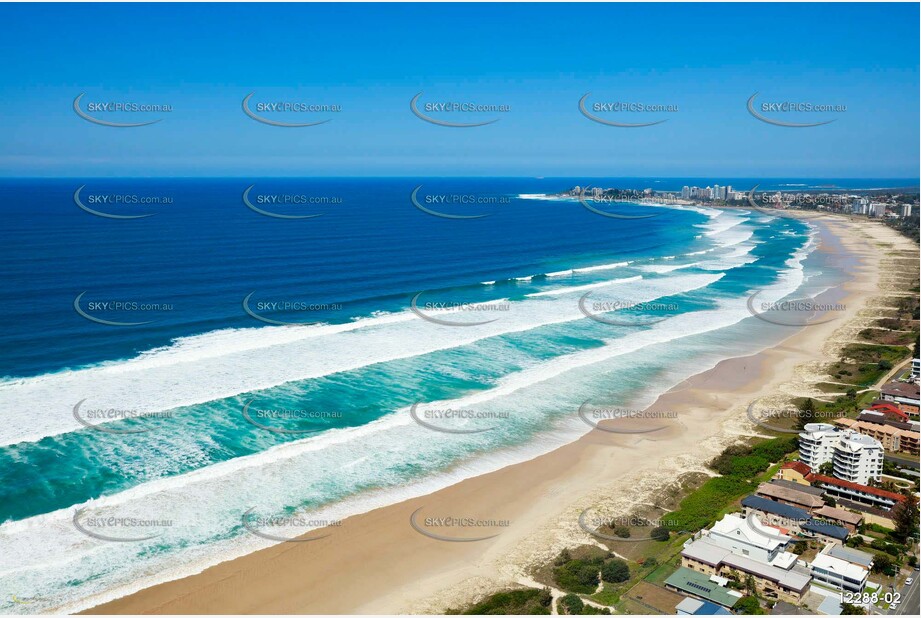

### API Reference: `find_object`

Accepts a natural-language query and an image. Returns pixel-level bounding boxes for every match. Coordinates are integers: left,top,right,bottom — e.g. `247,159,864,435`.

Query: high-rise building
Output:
681,186,690,199
798,424,883,485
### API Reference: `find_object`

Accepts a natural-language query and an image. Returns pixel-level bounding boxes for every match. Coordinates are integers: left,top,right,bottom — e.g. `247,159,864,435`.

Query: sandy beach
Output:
87,214,917,615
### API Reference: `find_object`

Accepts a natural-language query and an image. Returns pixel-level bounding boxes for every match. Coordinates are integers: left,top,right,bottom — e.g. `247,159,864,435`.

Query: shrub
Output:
600,559,630,584
735,596,764,614
650,526,670,542
554,557,603,594
611,525,630,538
560,594,584,615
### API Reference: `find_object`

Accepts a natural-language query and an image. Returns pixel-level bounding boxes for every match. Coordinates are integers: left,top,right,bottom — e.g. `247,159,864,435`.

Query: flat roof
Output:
827,545,874,568
682,540,812,592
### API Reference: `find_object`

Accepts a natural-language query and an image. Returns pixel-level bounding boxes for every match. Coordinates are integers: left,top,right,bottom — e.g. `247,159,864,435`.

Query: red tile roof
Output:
806,474,907,502
781,461,812,476
868,402,909,421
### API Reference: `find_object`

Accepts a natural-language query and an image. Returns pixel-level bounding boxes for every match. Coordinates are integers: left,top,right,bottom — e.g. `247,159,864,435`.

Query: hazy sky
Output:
1,2,918,177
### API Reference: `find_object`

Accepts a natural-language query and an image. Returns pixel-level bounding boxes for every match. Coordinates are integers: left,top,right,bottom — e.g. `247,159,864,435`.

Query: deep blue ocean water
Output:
0,177,908,613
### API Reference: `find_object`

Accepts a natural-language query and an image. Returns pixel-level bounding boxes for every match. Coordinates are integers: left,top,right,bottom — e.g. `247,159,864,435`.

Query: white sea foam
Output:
0,218,822,614
0,235,816,615
0,273,720,447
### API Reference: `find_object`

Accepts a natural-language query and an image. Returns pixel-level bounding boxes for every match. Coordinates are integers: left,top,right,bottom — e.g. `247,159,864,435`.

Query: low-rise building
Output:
800,519,849,543
826,545,874,570
704,513,797,568
805,473,907,511
776,461,812,485
834,417,919,456
808,552,869,593
741,495,811,532
812,505,863,532
680,539,812,604
665,567,742,610
880,381,920,418
756,481,825,512
675,597,733,615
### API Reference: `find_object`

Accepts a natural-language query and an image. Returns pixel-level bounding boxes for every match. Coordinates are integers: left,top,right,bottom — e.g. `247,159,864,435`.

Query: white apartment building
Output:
798,423,839,470
798,423,883,485
833,432,884,484
705,513,797,569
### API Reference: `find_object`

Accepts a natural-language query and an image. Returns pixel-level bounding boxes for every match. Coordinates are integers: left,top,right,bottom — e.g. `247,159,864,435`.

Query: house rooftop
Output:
881,381,920,401
709,512,791,551
682,540,812,592
813,505,863,526
780,461,812,476
810,552,869,582
675,597,733,615
756,482,825,508
769,479,824,497
801,519,849,541
741,495,811,523
805,474,907,502
826,545,874,568
665,566,742,609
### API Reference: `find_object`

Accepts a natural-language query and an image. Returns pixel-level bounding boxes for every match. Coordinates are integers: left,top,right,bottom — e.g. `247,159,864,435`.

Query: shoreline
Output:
85,215,915,615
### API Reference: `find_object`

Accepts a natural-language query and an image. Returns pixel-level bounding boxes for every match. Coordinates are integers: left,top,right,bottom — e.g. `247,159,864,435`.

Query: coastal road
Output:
889,572,919,615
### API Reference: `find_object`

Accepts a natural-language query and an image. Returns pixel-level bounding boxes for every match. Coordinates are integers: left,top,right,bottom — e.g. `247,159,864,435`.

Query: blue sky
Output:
0,2,918,177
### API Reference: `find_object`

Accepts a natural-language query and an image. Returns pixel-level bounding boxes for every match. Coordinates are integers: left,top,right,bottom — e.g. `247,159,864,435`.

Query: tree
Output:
600,559,630,583
818,462,834,476
795,399,816,429
841,603,867,615
561,594,584,615
891,497,919,543
650,526,670,542
745,574,758,598
871,553,895,575
735,596,764,615
612,525,631,538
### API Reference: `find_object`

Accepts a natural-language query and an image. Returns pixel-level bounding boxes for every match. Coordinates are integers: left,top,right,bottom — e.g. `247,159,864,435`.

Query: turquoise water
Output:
0,179,839,613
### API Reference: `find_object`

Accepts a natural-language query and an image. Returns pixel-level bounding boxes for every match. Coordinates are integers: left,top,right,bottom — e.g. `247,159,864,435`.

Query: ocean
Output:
0,176,903,612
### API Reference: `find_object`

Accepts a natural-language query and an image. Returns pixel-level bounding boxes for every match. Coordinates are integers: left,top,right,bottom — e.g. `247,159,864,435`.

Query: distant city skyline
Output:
0,2,918,177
